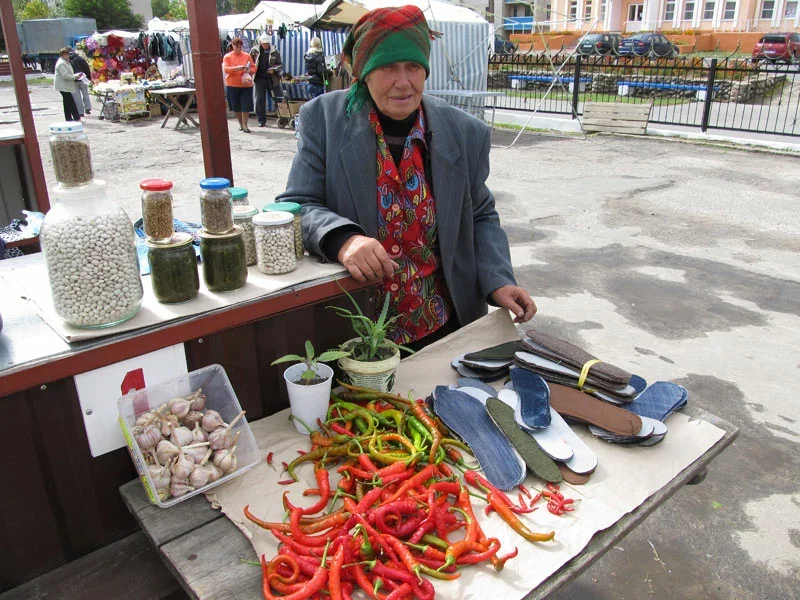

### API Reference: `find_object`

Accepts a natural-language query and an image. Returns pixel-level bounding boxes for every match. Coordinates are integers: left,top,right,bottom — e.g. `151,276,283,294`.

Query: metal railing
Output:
487,53,800,136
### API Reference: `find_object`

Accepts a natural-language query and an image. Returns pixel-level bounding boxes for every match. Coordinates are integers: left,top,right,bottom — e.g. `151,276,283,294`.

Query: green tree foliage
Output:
62,0,144,30
19,0,52,20
216,0,232,16
151,0,169,19
232,0,258,13
166,0,187,20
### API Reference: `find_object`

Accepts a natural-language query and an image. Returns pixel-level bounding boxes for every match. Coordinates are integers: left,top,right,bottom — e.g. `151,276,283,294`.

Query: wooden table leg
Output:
156,97,172,129
172,94,199,130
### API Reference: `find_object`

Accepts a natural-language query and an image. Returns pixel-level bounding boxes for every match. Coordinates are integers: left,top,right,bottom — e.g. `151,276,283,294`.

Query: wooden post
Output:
0,0,50,212
186,0,234,183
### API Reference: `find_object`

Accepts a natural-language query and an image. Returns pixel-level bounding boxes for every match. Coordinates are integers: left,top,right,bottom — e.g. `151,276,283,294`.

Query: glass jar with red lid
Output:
141,178,174,244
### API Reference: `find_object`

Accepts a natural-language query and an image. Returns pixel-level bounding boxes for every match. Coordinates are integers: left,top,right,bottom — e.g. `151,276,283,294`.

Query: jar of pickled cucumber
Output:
199,226,247,292
147,232,199,304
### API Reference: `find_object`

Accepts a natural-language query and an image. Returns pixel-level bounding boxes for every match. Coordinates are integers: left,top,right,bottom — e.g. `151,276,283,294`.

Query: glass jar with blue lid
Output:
199,177,233,234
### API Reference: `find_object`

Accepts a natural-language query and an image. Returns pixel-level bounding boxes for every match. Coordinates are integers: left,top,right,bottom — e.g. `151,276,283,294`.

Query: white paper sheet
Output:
207,310,726,598
1,254,346,343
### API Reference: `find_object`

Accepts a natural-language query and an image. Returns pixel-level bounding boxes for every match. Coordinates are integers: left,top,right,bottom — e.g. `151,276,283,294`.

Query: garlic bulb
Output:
160,412,179,437
135,411,160,428
183,410,204,429
205,463,223,483
148,461,171,491
189,466,210,488
168,396,191,419
188,388,207,412
171,447,195,480
208,411,245,450
170,477,194,498
192,422,208,443
133,424,162,452
156,439,180,465
183,441,210,463
213,444,238,474
170,426,194,448
201,409,227,433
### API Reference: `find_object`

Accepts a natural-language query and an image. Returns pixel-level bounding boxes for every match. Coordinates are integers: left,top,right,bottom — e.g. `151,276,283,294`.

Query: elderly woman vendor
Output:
277,5,536,348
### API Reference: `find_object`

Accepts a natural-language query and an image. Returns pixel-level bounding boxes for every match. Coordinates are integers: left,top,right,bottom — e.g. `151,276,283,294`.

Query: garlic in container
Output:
148,458,172,502
171,446,195,480
208,410,245,450
133,424,162,452
189,449,214,488
183,441,210,464
170,477,194,498
191,422,208,443
188,388,207,412
213,432,240,473
167,396,191,419
170,426,194,447
201,409,226,433
183,410,204,429
160,412,179,437
156,439,180,465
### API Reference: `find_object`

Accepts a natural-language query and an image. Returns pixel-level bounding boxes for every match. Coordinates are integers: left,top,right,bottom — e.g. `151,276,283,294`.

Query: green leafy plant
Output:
271,340,349,383
327,286,413,362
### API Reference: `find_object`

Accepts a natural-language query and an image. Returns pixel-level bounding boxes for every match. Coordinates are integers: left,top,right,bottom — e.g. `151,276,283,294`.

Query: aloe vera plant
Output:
327,287,413,361
271,340,350,384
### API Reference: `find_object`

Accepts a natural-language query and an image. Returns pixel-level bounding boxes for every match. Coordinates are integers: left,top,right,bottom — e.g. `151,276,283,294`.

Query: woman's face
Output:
232,42,243,53
365,61,425,120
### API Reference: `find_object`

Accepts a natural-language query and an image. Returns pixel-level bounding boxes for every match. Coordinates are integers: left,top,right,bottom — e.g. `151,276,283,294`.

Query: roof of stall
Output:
304,0,488,29
146,14,251,33
241,1,328,30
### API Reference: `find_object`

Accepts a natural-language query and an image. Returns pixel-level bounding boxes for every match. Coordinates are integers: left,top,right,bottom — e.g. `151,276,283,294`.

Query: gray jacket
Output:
276,90,517,328
54,57,78,93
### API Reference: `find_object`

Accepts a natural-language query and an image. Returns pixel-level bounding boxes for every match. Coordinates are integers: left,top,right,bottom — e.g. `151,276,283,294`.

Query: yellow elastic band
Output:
577,359,603,391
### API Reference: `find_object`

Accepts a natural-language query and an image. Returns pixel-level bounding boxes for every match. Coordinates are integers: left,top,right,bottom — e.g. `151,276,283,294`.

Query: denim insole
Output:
433,389,526,490
624,381,688,421
510,368,551,429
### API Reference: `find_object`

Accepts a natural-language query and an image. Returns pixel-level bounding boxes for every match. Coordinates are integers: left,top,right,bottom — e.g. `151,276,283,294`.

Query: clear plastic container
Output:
49,121,94,187
253,211,296,275
199,177,233,234
117,364,260,508
40,179,143,328
199,226,248,292
263,201,304,259
232,204,258,266
141,178,174,244
147,232,199,304
229,186,249,206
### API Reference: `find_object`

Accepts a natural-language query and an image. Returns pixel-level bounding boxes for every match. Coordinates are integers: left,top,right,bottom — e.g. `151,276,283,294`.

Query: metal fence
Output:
487,54,800,136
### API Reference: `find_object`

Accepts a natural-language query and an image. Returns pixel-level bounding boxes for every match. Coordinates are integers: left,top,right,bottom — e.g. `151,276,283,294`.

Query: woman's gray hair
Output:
309,37,322,52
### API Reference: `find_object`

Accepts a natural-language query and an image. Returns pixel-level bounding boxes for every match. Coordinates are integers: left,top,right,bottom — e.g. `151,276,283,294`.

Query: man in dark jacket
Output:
69,49,92,116
253,34,283,127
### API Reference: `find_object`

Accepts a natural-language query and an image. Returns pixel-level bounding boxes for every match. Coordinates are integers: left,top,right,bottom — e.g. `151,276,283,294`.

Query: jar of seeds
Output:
229,186,249,206
232,204,258,266
140,178,174,244
49,122,94,187
199,177,233,234
263,201,304,259
40,180,143,328
147,232,199,304
199,226,248,292
252,211,296,275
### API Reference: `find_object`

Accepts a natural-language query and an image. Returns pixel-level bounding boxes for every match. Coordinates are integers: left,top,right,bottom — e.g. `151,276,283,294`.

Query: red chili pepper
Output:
297,449,307,455
282,461,290,471
331,422,356,437
358,453,380,472
266,451,274,465
278,479,295,485
285,468,330,516
328,544,345,600
383,464,437,503
486,489,555,544
350,563,379,600
518,483,532,498
263,552,328,600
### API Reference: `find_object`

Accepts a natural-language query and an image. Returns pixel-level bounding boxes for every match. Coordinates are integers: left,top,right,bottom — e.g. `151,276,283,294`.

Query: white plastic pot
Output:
338,340,401,392
283,363,333,433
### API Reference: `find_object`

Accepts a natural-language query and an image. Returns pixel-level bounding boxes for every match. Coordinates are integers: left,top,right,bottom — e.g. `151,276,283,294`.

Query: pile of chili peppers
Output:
244,383,568,600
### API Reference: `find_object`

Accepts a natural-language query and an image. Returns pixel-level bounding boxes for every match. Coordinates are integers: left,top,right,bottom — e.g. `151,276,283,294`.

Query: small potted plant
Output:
328,288,412,393
271,341,349,433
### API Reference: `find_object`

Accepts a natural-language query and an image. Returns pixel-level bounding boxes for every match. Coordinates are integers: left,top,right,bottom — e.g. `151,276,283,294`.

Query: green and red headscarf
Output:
341,5,441,115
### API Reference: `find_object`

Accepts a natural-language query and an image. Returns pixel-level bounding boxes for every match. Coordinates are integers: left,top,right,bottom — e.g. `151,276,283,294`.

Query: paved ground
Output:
3,83,800,599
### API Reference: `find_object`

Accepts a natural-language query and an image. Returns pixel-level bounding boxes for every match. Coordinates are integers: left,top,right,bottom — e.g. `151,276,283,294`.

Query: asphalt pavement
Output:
2,82,799,599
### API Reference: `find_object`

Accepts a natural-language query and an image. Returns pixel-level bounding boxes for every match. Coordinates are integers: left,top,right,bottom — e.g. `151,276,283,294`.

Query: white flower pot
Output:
283,363,333,433
338,340,401,392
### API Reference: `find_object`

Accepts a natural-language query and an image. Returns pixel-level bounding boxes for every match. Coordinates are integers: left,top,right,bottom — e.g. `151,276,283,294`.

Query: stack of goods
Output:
450,340,522,381
39,122,143,328
140,179,200,304
78,34,147,83
247,383,573,598
198,178,248,292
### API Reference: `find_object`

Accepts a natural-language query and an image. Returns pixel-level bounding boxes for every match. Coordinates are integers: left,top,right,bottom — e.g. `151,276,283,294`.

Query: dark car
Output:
494,34,516,55
577,32,623,56
752,33,800,63
618,33,678,58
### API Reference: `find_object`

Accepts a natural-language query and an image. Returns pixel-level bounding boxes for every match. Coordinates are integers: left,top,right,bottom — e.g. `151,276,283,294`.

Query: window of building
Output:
585,0,593,19
665,0,676,20
703,0,716,19
760,0,774,18
723,0,736,18
569,1,577,19
784,0,798,17
599,0,607,20
524,5,533,16
545,1,552,20
684,0,696,19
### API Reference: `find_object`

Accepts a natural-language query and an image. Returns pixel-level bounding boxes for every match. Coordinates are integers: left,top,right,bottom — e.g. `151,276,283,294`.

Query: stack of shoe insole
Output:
450,340,523,382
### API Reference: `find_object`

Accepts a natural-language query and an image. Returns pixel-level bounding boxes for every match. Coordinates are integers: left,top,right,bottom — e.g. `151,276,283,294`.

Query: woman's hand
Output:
490,285,537,323
338,235,399,282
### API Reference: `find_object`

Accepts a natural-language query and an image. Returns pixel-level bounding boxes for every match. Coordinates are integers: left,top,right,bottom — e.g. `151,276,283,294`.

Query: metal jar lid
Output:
199,177,231,190
198,225,244,239
263,201,301,215
232,204,259,219
253,211,294,227
146,231,194,249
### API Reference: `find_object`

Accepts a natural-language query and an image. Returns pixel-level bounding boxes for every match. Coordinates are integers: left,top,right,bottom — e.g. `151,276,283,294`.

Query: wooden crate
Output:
582,102,653,135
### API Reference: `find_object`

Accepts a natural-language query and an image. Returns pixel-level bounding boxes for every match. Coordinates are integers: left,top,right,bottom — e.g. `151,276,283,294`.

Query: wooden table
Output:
121,405,737,599
147,87,199,130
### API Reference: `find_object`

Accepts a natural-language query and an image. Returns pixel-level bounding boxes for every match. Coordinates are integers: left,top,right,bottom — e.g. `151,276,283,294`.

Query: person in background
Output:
304,37,327,99
253,34,283,127
222,37,255,133
276,6,536,350
54,47,82,122
69,48,93,117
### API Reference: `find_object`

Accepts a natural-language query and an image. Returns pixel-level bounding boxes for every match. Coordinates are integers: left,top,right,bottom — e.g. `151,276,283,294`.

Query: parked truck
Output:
15,17,97,73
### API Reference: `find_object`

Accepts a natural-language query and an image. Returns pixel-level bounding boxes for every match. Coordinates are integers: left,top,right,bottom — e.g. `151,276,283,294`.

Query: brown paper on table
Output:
208,310,725,600
1,254,346,343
